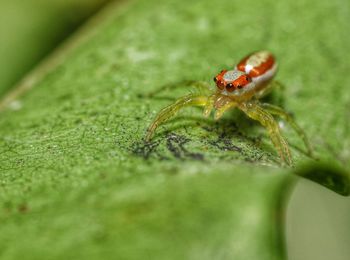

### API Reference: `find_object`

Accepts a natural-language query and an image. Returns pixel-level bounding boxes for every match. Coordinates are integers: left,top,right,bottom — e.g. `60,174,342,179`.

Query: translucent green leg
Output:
146,94,209,141
238,101,292,166
146,80,212,98
214,100,237,120
260,103,313,157
203,93,218,117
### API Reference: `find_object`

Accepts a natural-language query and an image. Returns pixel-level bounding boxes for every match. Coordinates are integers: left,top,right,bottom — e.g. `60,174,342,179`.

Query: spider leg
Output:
146,94,209,141
214,100,237,120
260,103,313,157
203,93,218,117
146,80,212,98
238,101,292,166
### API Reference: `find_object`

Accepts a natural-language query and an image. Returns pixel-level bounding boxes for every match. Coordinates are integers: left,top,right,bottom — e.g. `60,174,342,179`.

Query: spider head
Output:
213,69,253,96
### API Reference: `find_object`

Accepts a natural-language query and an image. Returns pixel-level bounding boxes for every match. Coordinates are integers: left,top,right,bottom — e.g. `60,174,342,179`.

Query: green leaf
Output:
0,0,349,259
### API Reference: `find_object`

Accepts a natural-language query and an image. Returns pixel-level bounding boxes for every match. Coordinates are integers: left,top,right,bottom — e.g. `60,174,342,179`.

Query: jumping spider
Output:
145,50,312,166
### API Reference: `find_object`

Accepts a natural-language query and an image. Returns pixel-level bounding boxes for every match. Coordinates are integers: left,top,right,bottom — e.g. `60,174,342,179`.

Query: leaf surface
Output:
0,0,349,259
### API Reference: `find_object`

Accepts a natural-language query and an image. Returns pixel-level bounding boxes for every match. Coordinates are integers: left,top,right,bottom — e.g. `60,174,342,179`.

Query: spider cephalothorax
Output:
214,70,253,93
146,51,312,166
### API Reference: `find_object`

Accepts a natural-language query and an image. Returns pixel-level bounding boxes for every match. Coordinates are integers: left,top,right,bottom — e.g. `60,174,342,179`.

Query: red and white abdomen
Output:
236,50,278,87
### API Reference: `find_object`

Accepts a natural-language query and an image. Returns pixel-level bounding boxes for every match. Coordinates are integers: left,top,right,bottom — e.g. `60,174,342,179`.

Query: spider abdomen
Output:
236,50,277,86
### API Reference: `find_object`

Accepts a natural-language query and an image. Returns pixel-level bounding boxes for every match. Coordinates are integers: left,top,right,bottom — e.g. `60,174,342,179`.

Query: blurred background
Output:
0,0,349,259
0,0,110,97
287,179,350,260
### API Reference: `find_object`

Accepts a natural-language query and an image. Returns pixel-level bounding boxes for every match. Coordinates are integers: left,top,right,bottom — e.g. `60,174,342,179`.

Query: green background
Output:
0,0,349,259
0,0,110,96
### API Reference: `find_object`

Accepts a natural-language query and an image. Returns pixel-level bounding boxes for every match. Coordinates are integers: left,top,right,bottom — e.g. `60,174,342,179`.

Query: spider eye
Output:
226,83,235,92
213,77,217,82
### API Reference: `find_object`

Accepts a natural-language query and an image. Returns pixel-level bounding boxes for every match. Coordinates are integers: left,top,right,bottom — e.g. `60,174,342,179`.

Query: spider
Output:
145,50,312,165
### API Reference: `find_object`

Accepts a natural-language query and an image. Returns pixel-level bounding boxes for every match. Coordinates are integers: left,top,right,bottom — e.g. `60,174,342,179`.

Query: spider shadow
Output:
150,105,310,159
150,112,282,164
